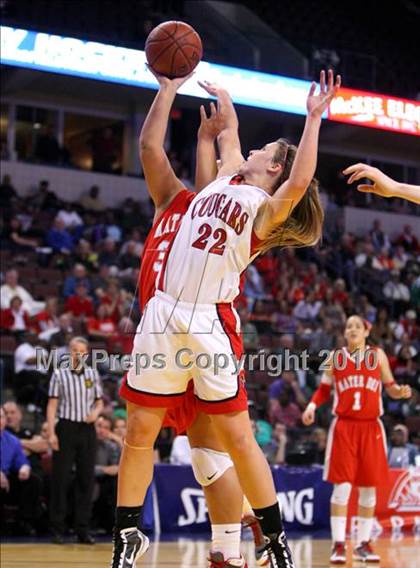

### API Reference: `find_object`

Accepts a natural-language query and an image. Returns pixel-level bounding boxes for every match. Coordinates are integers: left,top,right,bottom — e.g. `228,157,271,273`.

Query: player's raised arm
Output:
139,68,192,209
195,102,222,191
198,81,244,177
378,348,412,399
343,163,420,205
254,70,340,239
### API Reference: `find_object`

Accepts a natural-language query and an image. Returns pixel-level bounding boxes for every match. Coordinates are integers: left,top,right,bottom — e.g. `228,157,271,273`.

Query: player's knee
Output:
126,410,158,445
191,447,233,487
331,482,352,506
223,430,255,457
358,487,376,509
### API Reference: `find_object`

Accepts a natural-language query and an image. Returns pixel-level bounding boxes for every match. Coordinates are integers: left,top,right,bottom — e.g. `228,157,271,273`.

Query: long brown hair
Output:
256,138,324,254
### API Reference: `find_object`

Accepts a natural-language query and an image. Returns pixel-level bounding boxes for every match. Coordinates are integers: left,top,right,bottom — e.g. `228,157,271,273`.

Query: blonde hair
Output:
256,139,324,254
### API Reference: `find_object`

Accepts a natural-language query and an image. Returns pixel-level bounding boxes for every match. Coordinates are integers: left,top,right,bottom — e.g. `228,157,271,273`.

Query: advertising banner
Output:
152,465,419,534
328,87,420,136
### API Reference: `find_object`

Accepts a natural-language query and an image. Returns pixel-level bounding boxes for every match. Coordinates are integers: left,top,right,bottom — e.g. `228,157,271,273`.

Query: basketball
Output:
145,21,203,79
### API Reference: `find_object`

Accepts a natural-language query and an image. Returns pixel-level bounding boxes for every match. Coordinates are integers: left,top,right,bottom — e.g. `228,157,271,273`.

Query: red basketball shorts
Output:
324,417,389,487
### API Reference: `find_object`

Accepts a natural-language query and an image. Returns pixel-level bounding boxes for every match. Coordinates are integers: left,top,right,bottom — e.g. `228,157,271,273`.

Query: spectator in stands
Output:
268,370,307,412
370,219,391,252
110,417,127,449
0,174,17,207
293,291,322,323
64,283,94,318
100,280,126,323
359,294,377,323
309,427,327,464
249,299,272,334
0,296,31,334
4,217,39,251
93,415,120,534
394,310,418,341
388,424,418,467
271,300,298,334
268,383,302,428
49,314,73,352
118,241,140,276
263,422,287,465
74,239,99,272
27,180,59,210
169,435,192,465
14,332,49,408
46,218,74,254
98,237,119,267
87,304,117,344
239,308,259,351
63,264,92,298
308,317,335,354
34,297,59,335
0,268,45,315
397,224,419,252
56,203,83,229
0,406,42,535
80,185,105,212
370,306,394,346
104,212,122,242
4,401,33,439
34,125,60,164
393,245,409,271
383,270,410,303
47,336,103,544
243,264,266,304
4,401,48,474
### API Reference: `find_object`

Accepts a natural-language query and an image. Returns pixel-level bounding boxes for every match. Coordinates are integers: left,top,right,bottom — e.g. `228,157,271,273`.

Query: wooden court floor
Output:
1,536,418,567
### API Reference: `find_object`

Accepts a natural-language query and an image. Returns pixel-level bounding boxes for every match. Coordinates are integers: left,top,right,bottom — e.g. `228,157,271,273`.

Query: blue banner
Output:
152,464,332,533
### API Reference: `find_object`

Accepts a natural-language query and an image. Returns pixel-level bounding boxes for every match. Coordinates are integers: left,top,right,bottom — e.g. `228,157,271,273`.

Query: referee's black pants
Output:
50,420,96,534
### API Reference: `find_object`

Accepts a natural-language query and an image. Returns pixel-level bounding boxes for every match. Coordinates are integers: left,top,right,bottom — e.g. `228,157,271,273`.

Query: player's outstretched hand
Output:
302,404,315,426
399,384,412,399
146,64,194,90
198,102,225,140
307,69,341,119
198,80,227,97
343,163,398,198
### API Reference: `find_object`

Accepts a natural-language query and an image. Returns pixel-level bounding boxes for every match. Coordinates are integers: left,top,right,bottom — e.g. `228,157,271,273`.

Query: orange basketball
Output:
145,21,203,79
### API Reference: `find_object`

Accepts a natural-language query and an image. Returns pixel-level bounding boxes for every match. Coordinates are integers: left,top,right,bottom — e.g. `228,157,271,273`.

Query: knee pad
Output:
331,482,352,506
358,487,376,509
191,447,234,487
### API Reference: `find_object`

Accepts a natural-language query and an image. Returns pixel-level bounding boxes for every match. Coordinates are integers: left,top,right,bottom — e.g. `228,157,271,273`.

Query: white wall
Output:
344,206,420,240
1,160,149,206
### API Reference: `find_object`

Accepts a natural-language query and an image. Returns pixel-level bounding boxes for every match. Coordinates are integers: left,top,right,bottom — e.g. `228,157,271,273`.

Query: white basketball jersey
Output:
158,176,268,303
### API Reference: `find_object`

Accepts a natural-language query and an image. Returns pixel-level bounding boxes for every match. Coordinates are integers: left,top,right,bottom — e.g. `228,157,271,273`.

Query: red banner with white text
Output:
348,467,420,532
328,88,420,136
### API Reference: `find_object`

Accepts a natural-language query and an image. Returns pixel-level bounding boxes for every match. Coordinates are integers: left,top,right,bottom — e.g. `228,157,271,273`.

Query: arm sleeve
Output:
310,376,332,408
48,370,60,398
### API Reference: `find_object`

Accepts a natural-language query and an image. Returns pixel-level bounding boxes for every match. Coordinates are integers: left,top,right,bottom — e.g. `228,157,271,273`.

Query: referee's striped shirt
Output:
48,367,103,422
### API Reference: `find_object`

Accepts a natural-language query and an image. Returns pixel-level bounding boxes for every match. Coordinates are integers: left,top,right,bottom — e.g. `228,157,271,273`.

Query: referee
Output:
47,336,103,544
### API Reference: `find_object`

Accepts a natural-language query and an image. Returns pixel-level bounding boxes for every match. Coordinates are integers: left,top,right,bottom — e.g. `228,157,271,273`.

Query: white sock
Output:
331,516,347,543
357,517,373,544
211,523,241,559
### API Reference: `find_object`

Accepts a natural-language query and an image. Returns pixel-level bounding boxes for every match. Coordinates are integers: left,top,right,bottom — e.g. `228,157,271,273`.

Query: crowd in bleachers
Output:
0,171,419,536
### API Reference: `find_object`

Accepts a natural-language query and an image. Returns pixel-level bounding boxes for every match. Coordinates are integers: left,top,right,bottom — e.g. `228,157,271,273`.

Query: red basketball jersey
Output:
332,347,383,420
139,189,195,310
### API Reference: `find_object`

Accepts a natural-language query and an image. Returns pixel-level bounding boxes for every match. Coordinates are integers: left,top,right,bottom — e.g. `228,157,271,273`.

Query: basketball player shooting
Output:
113,67,340,568
114,71,269,568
